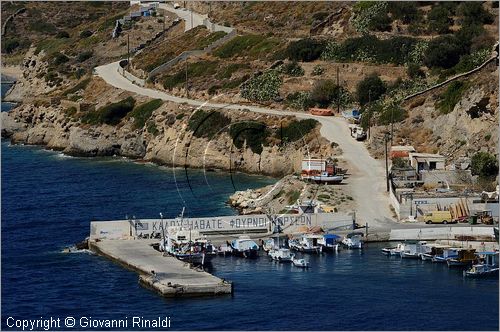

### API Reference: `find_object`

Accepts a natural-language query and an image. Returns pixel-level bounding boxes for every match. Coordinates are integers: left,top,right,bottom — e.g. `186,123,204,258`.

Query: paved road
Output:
95,61,396,230
159,3,207,31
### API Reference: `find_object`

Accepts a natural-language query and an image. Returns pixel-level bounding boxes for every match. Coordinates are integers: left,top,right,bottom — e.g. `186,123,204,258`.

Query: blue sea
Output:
1,89,499,330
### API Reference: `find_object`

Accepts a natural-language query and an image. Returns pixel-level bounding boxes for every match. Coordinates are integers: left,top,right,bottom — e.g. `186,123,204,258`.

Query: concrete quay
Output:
89,239,232,297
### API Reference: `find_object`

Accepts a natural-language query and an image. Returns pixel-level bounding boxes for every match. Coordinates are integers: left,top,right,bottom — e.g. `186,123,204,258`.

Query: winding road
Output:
95,62,396,230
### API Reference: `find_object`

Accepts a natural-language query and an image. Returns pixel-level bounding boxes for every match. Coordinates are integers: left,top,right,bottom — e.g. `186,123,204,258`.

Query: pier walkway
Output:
89,239,232,297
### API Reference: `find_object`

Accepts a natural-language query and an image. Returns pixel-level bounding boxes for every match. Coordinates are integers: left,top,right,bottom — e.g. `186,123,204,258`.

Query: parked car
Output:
419,211,454,224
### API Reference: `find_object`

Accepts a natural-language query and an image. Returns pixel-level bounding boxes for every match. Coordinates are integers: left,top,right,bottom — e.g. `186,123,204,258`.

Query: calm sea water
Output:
1,90,499,330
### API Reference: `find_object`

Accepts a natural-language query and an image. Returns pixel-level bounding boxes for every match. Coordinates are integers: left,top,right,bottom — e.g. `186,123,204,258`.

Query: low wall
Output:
390,226,495,241
148,29,237,80
90,213,354,240
119,67,145,86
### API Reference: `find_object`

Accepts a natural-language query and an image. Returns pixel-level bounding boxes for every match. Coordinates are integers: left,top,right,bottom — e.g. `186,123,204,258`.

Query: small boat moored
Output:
289,234,323,254
292,256,310,268
318,234,341,252
269,248,293,262
230,235,259,258
464,252,499,278
342,232,363,249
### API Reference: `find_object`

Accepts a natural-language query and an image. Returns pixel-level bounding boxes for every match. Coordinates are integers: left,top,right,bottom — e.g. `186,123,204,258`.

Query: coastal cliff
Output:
2,77,338,177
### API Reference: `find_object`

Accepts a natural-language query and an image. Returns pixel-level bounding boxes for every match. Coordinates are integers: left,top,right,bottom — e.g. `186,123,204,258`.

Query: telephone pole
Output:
127,33,130,70
384,133,390,192
185,58,189,98
336,67,340,114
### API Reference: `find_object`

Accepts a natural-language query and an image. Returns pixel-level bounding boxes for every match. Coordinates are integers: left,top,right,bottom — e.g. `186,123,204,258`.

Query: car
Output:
419,211,454,224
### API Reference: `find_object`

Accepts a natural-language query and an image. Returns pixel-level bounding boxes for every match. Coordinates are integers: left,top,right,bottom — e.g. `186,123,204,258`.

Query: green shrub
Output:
61,77,91,97
146,121,159,136
317,194,330,201
285,38,326,62
285,91,313,111
53,52,69,66
321,35,418,65
407,63,424,79
281,61,304,77
436,81,469,114
77,50,93,62
229,122,269,154
423,35,463,69
392,157,409,168
287,190,300,204
312,65,324,76
376,104,407,125
352,1,388,34
80,30,93,38
310,79,350,108
56,30,70,39
278,119,318,143
187,110,231,139
368,13,392,32
82,96,136,125
2,38,20,53
176,113,185,120
240,70,282,102
356,74,386,105
471,152,498,177
129,99,163,129
485,134,491,141
427,5,452,34
213,34,265,58
388,2,421,24
29,21,57,34
196,31,226,49
457,1,494,26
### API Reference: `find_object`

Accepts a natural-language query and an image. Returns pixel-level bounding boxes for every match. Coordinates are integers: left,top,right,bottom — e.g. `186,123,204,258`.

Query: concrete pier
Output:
89,239,232,297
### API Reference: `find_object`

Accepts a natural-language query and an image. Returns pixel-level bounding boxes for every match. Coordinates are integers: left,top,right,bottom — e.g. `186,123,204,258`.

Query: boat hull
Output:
232,248,259,258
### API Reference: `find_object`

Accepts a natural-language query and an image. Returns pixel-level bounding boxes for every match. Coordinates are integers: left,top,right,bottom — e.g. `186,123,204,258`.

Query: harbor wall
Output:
390,226,495,241
90,213,354,240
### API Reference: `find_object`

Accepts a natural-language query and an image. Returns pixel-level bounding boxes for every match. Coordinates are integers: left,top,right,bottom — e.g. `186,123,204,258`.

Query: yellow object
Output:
419,210,453,224
321,205,336,213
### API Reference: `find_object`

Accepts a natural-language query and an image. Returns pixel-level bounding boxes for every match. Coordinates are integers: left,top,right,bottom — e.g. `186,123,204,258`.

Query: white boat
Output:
382,243,404,256
420,244,450,261
400,241,427,259
161,227,215,265
289,234,323,253
464,252,499,278
341,232,363,249
269,248,293,262
292,256,310,268
432,248,459,263
310,172,344,184
230,235,259,258
318,234,341,252
263,238,277,252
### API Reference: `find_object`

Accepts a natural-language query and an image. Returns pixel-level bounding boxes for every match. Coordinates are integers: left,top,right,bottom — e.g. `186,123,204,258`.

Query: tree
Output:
423,36,462,69
310,79,351,108
427,5,452,34
286,38,326,62
356,74,386,105
471,152,499,177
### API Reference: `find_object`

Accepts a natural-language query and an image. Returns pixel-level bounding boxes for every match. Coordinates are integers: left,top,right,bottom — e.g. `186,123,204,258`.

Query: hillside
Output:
1,1,498,178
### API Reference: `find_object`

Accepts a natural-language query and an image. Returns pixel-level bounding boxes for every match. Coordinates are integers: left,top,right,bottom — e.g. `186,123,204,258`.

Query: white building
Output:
408,153,446,173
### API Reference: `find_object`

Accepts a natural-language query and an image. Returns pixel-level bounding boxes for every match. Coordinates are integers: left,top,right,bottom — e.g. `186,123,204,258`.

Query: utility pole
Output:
390,105,394,146
367,89,371,140
185,58,189,98
127,33,130,71
336,67,340,114
384,133,390,192
190,10,193,30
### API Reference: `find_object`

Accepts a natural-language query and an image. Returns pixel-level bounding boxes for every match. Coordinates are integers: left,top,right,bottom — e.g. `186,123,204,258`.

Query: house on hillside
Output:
409,152,446,174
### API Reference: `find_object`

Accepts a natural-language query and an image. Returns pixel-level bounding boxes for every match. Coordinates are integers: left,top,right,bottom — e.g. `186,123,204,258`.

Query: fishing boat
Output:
292,255,310,268
463,252,499,278
341,232,363,249
269,248,293,262
318,234,341,252
381,247,395,255
217,244,233,256
401,241,428,259
289,234,323,253
310,172,344,184
382,242,405,256
161,227,215,265
230,235,259,258
447,249,476,268
420,244,450,261
432,248,459,263
263,238,276,252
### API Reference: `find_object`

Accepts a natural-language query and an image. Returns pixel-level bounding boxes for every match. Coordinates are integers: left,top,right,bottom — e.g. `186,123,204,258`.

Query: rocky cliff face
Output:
2,97,338,177
367,62,499,162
